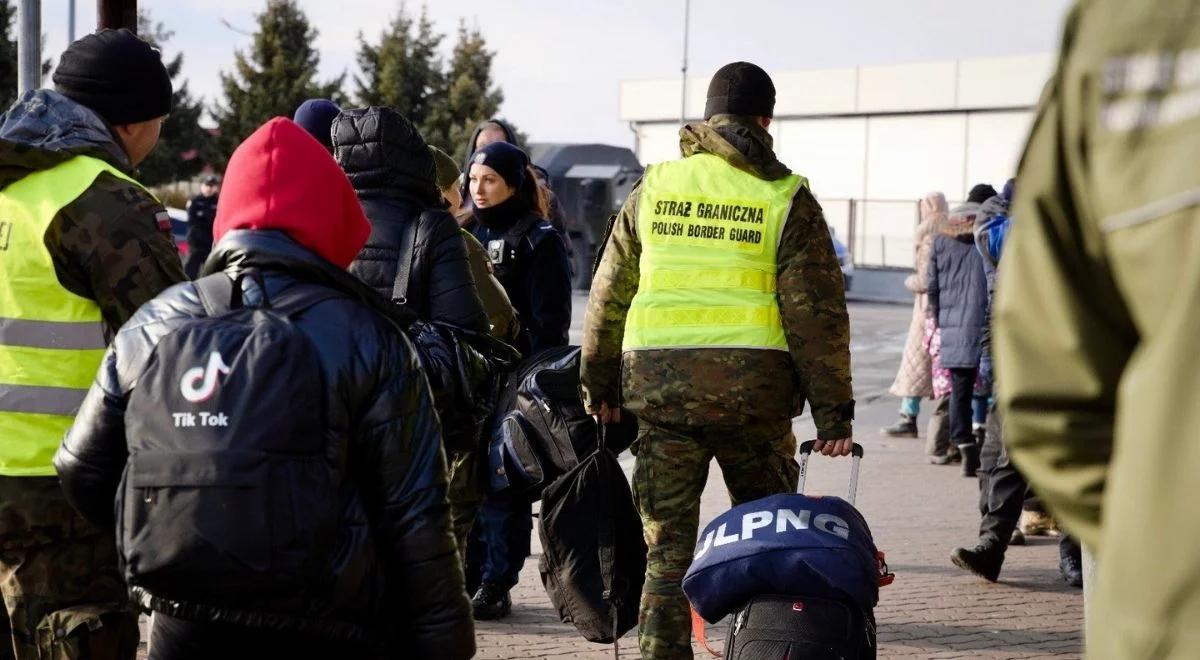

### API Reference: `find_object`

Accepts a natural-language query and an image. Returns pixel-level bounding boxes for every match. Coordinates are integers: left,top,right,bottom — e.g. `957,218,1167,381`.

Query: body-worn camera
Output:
487,239,506,265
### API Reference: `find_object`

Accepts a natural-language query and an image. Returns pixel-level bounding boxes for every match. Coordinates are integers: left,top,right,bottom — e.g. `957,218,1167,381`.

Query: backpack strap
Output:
391,215,422,306
193,272,236,316
595,421,622,657
691,607,723,657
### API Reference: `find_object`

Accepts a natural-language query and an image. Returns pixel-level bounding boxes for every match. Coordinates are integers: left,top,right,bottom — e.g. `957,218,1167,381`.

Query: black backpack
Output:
488,346,637,499
538,424,646,645
117,272,339,606
394,214,519,452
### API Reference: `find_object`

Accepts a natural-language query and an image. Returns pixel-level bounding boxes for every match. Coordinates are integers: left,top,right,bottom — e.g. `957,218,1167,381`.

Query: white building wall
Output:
865,114,967,200
964,111,1037,192
622,54,1051,268
637,123,683,167
857,61,960,113
776,117,867,199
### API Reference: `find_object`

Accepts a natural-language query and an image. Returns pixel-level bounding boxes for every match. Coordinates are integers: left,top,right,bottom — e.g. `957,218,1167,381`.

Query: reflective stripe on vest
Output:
623,153,806,352
0,155,146,476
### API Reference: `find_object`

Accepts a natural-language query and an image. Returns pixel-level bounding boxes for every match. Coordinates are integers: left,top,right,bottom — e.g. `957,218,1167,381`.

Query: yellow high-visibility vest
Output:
623,153,806,352
0,155,147,476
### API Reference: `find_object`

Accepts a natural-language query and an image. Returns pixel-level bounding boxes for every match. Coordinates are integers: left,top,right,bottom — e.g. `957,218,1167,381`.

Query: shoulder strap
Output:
392,214,423,305
596,421,618,604
193,272,236,317
691,608,723,657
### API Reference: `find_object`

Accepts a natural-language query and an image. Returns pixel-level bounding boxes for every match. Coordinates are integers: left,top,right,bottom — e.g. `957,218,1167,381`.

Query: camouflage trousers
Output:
632,419,799,660
447,451,484,566
0,478,138,660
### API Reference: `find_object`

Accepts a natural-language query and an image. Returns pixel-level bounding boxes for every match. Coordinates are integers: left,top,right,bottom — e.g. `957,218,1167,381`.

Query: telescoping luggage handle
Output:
797,440,864,506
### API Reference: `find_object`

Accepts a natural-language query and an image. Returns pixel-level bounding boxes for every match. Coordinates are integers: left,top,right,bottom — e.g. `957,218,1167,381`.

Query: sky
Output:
35,0,1075,149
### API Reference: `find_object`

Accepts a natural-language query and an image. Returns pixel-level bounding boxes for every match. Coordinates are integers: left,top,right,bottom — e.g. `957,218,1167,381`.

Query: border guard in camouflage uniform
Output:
0,29,182,659
581,62,856,659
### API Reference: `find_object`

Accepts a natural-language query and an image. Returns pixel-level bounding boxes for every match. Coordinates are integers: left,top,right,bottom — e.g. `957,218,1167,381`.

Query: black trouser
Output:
977,407,1026,547
464,490,532,593
948,367,978,447
148,614,366,660
1059,534,1082,565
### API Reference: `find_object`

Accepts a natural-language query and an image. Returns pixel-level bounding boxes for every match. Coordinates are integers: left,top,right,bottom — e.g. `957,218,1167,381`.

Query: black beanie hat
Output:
53,29,173,126
967,183,999,204
704,61,775,120
470,141,529,191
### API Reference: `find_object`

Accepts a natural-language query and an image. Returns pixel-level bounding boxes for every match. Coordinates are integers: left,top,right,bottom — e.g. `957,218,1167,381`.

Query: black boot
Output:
1059,538,1083,588
929,445,961,465
471,582,513,620
882,414,918,438
1009,528,1026,546
974,426,987,446
959,443,980,477
951,541,1005,582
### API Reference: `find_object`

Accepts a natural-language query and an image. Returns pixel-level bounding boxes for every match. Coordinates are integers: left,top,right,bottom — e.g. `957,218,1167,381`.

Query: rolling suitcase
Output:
690,441,891,659
722,593,872,659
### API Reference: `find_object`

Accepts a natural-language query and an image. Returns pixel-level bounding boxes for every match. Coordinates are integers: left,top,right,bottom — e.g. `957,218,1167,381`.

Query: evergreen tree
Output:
421,22,520,158
136,11,213,186
354,4,443,130
213,0,344,165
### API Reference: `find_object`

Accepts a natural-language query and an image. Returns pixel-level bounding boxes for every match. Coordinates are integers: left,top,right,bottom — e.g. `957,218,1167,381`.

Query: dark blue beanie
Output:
293,99,341,150
470,141,529,190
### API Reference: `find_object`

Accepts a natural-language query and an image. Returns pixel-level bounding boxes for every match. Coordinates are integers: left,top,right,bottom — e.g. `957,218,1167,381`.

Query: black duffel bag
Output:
487,346,636,498
538,423,645,645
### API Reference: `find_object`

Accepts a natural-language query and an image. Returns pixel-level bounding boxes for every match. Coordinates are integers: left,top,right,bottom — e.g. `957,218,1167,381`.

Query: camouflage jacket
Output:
0,90,185,341
581,115,854,438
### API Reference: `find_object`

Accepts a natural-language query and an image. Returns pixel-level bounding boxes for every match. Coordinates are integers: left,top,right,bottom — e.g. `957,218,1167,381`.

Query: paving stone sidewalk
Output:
472,302,1084,659
132,302,1083,658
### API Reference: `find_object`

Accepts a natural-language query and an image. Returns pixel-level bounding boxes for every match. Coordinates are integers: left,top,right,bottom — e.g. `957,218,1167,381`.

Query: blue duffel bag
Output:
683,443,888,623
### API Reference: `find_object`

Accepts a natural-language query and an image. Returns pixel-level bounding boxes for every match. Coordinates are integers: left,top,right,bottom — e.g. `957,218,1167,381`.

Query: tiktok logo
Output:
180,351,232,403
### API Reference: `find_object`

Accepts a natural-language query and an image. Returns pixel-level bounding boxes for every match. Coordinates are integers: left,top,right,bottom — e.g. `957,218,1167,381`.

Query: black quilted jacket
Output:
53,231,475,657
334,107,489,334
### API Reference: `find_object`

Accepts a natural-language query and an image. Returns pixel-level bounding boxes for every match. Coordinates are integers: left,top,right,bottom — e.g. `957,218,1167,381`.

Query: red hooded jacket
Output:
214,117,369,269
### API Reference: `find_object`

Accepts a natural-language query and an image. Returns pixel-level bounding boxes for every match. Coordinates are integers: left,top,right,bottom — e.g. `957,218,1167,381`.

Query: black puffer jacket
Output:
53,230,474,657
334,106,489,334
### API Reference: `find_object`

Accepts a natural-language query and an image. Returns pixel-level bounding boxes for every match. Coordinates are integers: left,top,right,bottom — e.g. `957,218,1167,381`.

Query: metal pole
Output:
17,0,41,95
68,0,75,42
680,0,690,125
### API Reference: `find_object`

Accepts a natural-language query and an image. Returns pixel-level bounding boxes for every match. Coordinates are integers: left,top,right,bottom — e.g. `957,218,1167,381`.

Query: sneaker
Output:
951,542,1004,582
1020,509,1057,537
929,446,961,465
882,414,918,438
471,582,513,620
1009,528,1026,546
960,443,980,477
1059,542,1084,588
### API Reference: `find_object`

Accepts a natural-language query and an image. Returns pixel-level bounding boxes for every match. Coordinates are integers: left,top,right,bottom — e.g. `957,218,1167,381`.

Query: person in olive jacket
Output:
53,118,473,659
